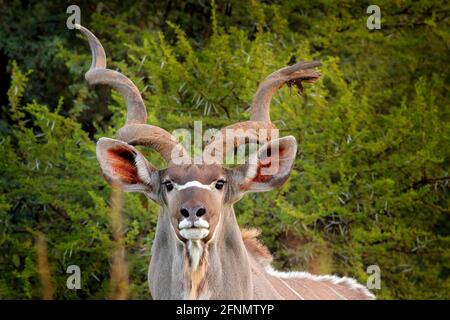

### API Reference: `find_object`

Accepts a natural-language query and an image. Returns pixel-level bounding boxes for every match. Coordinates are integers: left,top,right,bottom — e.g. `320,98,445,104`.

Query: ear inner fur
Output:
107,148,141,184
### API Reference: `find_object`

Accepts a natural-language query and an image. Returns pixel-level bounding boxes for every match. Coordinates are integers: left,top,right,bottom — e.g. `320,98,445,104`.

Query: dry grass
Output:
35,183,130,300
35,234,54,300
108,183,129,300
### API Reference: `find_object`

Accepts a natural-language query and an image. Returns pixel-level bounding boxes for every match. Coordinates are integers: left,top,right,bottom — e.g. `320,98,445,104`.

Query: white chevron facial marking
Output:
172,180,215,191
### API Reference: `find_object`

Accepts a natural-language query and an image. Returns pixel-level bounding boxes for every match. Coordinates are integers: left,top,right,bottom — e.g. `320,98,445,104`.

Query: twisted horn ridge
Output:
251,60,322,122
116,124,190,163
202,61,321,162
76,24,147,124
77,24,190,164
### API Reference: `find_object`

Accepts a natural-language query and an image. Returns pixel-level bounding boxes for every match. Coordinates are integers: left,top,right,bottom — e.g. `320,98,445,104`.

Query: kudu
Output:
76,25,374,300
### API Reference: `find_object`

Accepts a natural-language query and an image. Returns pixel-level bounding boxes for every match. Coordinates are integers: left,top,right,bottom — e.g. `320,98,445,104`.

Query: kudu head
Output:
77,25,321,272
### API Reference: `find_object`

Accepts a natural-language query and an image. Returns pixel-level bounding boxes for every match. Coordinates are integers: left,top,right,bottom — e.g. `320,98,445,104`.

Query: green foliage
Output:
0,63,157,299
0,0,449,299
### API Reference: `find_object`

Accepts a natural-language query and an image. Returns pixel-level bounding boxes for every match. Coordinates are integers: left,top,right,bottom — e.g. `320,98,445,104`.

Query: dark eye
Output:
215,180,226,190
163,181,174,192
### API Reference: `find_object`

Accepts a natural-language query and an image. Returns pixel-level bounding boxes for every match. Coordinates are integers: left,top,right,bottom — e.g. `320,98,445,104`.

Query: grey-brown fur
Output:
148,164,374,300
149,205,253,299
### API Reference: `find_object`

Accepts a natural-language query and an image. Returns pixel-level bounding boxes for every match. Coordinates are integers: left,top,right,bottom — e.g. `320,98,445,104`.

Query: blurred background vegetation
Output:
0,0,449,299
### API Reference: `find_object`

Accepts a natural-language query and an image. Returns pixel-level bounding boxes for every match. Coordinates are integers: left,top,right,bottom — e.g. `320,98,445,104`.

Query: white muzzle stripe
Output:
178,218,193,229
194,219,209,228
178,218,210,240
180,228,210,240
178,218,210,229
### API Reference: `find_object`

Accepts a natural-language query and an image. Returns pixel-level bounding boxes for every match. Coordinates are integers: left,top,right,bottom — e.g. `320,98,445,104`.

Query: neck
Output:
149,206,253,299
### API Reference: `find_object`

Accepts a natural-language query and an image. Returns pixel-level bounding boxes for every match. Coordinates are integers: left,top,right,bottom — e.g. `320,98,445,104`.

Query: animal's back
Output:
241,228,375,300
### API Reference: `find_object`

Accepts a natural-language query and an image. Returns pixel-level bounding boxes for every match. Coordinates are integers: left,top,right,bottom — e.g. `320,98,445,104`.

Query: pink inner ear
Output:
250,144,287,183
251,160,273,183
107,147,141,184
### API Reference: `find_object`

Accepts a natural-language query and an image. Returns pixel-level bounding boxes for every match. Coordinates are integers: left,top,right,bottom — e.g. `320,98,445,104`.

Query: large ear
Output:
236,136,297,193
96,137,159,200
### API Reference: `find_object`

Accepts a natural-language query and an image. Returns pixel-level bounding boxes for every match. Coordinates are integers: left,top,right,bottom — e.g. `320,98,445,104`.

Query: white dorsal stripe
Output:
173,180,214,191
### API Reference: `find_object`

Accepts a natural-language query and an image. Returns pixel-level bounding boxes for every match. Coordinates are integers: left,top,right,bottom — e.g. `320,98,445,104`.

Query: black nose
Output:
180,206,206,219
